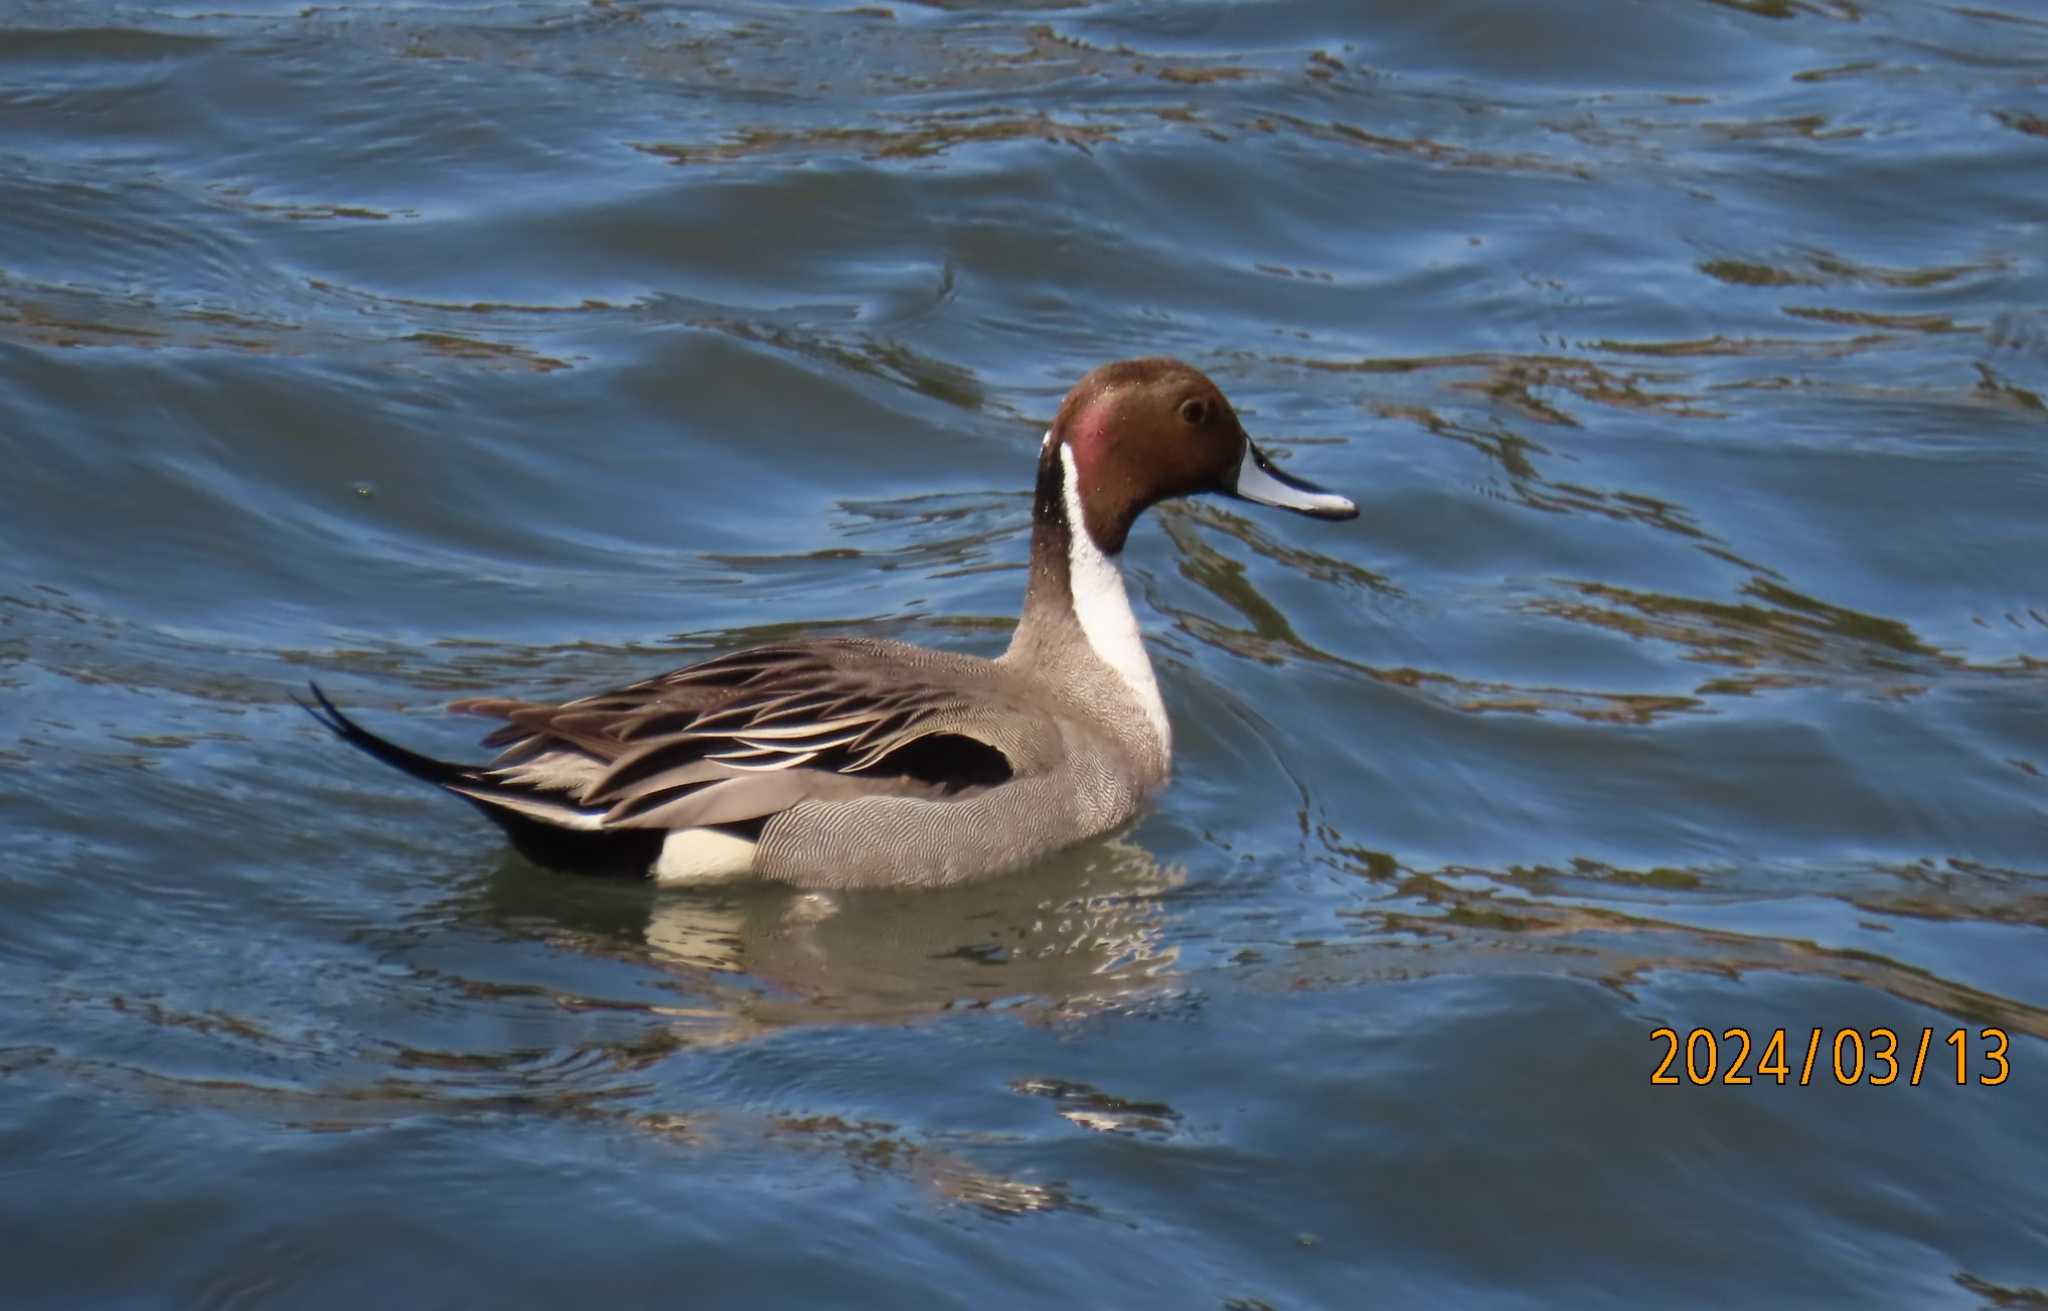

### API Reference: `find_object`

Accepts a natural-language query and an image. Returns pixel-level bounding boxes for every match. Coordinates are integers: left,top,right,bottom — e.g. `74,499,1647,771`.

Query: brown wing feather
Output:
449,641,1033,833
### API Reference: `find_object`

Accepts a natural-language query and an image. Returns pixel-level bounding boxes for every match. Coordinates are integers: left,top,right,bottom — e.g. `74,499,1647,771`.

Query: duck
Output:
301,357,1357,888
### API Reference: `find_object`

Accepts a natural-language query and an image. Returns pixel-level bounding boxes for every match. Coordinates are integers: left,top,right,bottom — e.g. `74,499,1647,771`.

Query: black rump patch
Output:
502,819,664,878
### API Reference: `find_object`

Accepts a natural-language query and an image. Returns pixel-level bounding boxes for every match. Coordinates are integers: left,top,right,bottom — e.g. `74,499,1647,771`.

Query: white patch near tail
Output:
1058,444,1172,759
652,827,759,885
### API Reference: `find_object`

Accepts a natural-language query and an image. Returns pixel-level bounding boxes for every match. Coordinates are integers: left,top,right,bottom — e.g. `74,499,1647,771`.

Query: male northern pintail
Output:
302,358,1356,888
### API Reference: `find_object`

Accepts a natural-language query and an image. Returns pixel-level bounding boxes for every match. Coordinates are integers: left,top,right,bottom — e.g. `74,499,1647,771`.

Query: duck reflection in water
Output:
453,838,1186,1037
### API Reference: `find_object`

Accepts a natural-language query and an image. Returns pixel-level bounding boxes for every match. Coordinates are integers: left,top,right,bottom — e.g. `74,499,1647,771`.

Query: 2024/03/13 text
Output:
1650,1027,2010,1086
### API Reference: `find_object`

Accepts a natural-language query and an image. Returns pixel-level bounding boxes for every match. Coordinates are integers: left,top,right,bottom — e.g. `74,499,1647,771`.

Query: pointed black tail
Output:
294,681,662,877
293,681,474,789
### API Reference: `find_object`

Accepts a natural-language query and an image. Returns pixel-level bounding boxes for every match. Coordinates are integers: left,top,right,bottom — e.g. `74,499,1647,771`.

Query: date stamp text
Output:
1649,1027,2009,1086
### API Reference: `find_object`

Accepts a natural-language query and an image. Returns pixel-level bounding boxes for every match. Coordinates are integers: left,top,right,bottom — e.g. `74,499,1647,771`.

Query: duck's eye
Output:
1178,397,1209,426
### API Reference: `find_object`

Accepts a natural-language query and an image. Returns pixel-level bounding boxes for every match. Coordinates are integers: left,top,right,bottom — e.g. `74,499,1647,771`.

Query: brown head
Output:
1041,357,1357,556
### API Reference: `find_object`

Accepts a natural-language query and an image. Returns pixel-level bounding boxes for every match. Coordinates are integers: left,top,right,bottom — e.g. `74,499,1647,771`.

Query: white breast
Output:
1059,444,1172,758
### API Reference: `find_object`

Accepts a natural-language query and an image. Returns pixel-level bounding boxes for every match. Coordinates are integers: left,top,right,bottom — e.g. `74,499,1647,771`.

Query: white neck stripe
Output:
1059,444,1171,757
